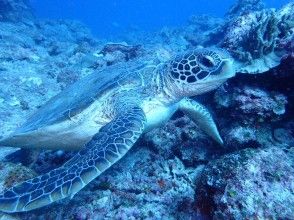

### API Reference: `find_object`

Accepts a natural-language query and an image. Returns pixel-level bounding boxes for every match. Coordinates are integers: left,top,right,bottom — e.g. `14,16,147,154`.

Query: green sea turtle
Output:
0,48,235,213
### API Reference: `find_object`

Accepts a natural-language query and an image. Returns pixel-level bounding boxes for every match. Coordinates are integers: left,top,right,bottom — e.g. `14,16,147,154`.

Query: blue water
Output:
31,0,290,38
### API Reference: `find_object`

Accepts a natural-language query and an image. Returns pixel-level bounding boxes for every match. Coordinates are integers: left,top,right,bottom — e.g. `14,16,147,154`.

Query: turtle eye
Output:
199,55,215,68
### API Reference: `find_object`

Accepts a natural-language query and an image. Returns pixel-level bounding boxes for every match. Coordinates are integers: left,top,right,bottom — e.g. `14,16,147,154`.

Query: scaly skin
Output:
0,48,235,212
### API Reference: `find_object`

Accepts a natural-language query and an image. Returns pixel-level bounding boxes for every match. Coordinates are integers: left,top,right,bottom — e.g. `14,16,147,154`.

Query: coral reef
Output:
14,147,201,219
225,0,264,19
207,3,294,73
183,15,223,47
0,162,36,192
98,43,143,65
0,20,99,137
0,0,293,219
195,147,294,219
144,115,218,166
214,69,293,150
277,3,294,39
222,9,278,61
215,86,288,123
0,0,33,22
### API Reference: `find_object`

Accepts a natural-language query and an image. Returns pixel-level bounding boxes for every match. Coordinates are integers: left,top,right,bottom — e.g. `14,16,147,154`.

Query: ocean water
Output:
31,0,290,38
0,0,293,219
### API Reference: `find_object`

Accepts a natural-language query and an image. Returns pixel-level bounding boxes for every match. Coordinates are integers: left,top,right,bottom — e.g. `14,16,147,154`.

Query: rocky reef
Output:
0,0,33,22
225,0,265,18
0,0,293,219
196,147,294,219
218,3,294,73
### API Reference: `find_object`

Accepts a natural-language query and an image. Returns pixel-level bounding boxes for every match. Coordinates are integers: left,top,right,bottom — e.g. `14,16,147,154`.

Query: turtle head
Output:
166,48,235,98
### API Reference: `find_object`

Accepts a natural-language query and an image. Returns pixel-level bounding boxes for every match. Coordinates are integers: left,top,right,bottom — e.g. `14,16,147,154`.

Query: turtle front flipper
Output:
0,106,146,213
179,98,223,145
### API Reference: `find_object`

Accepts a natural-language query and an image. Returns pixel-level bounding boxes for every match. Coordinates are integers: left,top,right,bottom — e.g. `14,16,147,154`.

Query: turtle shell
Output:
15,61,146,134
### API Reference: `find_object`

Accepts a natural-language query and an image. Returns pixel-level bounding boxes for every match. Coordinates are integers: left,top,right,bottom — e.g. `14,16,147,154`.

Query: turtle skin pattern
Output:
0,106,146,212
170,49,223,83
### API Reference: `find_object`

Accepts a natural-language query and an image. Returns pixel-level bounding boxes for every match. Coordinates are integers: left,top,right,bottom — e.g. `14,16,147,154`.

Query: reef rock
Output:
0,0,34,22
226,0,264,19
0,18,100,137
98,43,143,65
207,3,294,74
0,162,36,193
222,9,280,73
184,15,223,47
215,86,288,123
195,147,294,219
17,147,201,219
0,1,293,219
144,114,219,167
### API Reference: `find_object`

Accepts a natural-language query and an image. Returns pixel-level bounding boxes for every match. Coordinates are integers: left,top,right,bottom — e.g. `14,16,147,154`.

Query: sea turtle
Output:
0,48,235,213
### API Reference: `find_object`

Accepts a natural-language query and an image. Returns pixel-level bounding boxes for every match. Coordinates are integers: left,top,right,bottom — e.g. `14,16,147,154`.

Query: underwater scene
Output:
0,0,293,219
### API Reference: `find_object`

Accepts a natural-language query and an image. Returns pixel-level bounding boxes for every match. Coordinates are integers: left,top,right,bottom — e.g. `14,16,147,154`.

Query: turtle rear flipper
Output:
0,106,146,213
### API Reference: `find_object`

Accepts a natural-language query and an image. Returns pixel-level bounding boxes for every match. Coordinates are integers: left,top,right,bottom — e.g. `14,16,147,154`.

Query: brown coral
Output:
0,162,36,191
